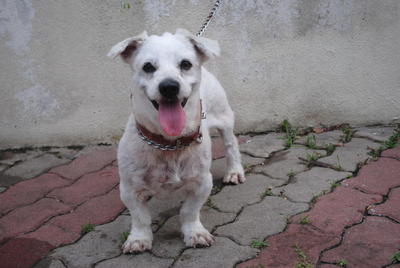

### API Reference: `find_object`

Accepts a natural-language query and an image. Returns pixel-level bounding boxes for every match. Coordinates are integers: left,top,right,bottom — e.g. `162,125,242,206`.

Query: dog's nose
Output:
159,79,180,99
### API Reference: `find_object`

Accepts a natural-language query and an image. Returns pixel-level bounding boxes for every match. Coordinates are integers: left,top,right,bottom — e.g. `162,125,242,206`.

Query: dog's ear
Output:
176,28,220,62
107,31,148,63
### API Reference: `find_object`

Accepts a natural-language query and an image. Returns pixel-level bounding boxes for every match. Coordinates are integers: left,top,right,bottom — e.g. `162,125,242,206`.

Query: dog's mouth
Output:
150,98,188,111
149,97,188,137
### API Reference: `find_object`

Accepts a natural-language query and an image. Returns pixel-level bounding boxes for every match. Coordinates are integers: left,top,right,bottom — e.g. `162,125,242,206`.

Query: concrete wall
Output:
1,0,399,148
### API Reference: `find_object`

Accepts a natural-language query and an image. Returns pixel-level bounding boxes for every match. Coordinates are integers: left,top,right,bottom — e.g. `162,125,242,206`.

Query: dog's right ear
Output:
107,31,148,63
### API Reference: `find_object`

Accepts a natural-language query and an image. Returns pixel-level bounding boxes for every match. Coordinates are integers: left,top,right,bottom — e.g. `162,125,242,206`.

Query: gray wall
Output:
1,0,399,148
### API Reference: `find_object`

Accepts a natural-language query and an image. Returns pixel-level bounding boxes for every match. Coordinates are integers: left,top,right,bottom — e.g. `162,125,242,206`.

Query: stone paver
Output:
321,217,400,267
50,146,116,180
152,207,236,258
369,187,400,222
354,126,395,142
211,174,283,213
96,253,173,268
343,157,400,195
319,138,380,171
254,147,326,180
174,237,257,268
0,150,43,166
51,215,130,267
272,167,352,203
0,173,69,215
296,130,343,147
4,154,70,180
240,133,285,158
0,131,398,268
215,196,308,245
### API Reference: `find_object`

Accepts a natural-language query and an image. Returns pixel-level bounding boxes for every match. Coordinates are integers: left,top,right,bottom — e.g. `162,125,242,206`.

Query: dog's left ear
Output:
107,31,148,63
176,28,220,62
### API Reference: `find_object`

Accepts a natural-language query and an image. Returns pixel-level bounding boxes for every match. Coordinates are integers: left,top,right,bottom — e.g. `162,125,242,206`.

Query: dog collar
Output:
136,100,205,151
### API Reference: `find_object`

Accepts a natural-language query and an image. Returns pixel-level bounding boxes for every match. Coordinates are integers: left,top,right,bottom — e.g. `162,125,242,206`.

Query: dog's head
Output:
108,29,220,137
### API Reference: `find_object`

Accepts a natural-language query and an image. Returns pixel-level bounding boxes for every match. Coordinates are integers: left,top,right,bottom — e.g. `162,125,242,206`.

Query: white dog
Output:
108,29,245,253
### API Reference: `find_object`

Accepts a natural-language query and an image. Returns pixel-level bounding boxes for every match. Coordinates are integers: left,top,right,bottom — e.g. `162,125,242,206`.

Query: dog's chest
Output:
141,152,203,196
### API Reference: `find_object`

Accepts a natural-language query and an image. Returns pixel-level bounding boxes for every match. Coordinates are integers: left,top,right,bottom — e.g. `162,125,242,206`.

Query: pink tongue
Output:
158,100,186,136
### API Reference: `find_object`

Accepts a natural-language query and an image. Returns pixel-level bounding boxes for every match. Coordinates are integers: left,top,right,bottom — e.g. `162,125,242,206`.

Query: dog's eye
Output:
143,62,156,73
180,60,192,71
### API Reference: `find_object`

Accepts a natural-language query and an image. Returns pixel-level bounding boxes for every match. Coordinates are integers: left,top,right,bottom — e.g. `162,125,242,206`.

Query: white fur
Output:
109,29,245,253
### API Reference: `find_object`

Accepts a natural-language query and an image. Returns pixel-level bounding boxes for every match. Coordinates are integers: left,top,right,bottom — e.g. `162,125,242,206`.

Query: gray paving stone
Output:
240,133,285,158
241,154,265,167
254,147,326,180
148,195,183,231
296,130,343,147
354,126,395,142
0,173,23,187
0,150,43,166
210,174,283,213
215,196,308,245
4,154,70,179
51,215,130,267
318,138,380,172
0,187,6,193
33,258,66,268
49,148,80,160
0,164,8,172
151,207,235,258
96,253,173,268
210,157,226,180
174,237,257,268
272,167,352,203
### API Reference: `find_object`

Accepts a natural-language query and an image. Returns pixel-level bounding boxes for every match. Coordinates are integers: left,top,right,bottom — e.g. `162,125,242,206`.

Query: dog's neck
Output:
135,100,204,151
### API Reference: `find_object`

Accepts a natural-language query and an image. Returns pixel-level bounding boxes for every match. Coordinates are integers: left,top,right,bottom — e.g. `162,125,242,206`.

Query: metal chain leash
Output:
196,0,222,37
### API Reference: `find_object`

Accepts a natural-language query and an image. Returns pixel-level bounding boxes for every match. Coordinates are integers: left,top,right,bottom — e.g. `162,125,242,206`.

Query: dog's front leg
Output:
180,172,214,247
120,180,153,253
219,127,246,184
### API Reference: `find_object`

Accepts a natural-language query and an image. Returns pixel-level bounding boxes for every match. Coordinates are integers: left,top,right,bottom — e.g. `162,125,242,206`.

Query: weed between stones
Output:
81,222,95,234
299,216,310,225
336,259,348,267
368,126,400,158
279,120,299,149
250,240,268,249
392,251,400,264
293,245,313,268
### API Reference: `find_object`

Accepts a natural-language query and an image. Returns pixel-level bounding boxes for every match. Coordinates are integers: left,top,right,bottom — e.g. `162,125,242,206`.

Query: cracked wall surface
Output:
0,0,400,148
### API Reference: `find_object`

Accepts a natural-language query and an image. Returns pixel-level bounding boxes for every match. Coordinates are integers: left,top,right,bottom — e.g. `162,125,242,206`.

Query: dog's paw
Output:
122,235,152,254
223,169,246,185
184,229,215,248
182,222,215,248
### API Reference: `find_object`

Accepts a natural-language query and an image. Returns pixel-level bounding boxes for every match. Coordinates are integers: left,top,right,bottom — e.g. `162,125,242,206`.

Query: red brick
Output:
369,187,400,222
0,238,53,268
21,224,78,247
0,198,71,242
0,173,69,215
381,144,400,160
321,217,400,268
343,157,400,195
49,188,124,235
50,146,116,180
47,166,119,205
237,224,339,268
292,186,381,235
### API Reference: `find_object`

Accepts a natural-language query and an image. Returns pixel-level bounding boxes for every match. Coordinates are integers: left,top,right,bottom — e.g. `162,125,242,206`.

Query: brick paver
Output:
0,173,69,215
50,147,116,180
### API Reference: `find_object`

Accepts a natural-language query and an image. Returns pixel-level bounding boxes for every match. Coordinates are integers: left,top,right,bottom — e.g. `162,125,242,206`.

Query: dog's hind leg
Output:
180,173,214,247
119,180,153,253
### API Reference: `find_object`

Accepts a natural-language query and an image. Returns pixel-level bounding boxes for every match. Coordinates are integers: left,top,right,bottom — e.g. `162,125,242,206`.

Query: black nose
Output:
159,79,180,99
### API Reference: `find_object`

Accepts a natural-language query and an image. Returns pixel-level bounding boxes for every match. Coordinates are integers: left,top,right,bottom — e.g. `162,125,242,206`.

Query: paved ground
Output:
0,126,399,268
